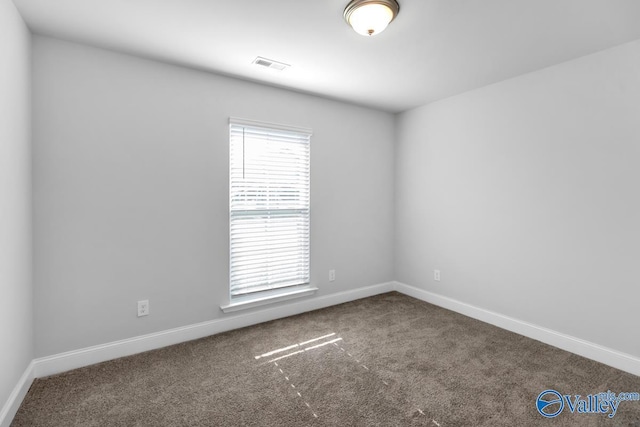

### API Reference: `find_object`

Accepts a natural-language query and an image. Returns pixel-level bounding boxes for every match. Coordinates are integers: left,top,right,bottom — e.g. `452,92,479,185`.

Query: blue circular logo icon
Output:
537,390,564,418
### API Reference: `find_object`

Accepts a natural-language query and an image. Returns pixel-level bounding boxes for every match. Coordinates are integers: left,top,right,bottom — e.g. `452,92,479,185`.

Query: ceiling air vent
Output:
253,56,290,71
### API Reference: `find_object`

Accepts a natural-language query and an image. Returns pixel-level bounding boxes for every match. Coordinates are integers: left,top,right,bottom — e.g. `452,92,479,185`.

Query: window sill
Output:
220,286,318,313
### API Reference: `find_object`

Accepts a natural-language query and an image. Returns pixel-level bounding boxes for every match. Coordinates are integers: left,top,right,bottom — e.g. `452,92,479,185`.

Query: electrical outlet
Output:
329,269,336,282
434,270,441,282
137,300,149,317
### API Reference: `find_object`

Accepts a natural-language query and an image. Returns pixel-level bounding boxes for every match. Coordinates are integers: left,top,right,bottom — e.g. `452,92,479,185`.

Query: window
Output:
228,118,312,307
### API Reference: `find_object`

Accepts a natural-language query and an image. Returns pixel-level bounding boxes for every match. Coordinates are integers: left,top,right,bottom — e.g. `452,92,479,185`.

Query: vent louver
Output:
252,57,290,71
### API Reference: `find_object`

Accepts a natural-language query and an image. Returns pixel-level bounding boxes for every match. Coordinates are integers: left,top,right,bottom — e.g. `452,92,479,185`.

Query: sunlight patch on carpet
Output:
256,331,434,424
254,332,337,360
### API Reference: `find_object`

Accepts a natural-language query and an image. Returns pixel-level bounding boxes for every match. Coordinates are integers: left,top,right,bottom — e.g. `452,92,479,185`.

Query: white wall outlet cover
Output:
329,270,336,282
137,300,149,317
434,270,441,281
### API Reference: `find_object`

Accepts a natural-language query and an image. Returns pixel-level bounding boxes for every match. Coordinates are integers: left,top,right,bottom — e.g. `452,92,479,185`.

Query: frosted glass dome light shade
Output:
344,0,400,36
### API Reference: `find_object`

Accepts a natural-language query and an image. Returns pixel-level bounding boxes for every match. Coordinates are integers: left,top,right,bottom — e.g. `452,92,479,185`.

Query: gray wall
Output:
396,39,640,358
0,0,32,408
32,36,395,357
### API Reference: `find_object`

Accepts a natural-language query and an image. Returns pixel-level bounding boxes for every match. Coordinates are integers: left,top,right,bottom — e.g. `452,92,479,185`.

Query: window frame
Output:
222,117,316,313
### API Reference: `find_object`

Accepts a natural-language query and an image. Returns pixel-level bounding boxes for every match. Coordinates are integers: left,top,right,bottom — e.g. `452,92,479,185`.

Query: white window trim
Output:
220,286,318,313
228,117,313,136
224,117,313,312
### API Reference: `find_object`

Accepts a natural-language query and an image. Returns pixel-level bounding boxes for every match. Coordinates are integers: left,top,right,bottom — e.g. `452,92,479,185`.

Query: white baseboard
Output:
392,281,640,377
0,361,35,427
34,282,394,378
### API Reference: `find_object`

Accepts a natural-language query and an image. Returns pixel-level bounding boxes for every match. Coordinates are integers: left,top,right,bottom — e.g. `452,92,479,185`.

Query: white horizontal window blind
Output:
229,119,311,299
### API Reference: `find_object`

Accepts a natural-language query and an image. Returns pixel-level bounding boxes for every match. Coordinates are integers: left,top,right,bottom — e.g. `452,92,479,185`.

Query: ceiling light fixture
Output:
343,0,400,37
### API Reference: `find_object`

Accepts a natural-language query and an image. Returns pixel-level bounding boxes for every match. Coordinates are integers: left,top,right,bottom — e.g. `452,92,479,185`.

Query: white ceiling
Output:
13,0,640,112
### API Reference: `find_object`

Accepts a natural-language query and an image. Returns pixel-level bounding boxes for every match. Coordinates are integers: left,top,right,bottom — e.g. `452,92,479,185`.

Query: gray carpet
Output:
12,292,640,426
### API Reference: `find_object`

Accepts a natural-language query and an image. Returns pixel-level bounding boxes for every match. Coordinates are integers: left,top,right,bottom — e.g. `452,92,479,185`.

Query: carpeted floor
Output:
12,292,640,426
